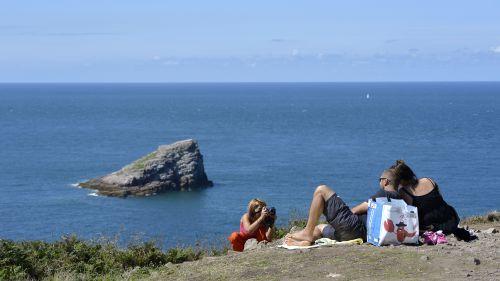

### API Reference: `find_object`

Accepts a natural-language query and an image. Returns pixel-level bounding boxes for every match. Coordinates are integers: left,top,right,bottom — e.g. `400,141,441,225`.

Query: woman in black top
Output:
390,160,460,234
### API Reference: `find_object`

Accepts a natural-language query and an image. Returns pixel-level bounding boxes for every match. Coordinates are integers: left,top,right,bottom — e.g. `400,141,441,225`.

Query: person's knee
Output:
314,185,335,202
314,185,334,196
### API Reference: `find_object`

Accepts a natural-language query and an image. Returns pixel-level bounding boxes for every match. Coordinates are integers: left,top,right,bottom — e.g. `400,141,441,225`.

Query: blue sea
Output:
1,82,499,248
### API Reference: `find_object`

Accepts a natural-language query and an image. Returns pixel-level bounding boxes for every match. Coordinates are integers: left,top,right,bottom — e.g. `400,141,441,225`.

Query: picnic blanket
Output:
278,238,363,250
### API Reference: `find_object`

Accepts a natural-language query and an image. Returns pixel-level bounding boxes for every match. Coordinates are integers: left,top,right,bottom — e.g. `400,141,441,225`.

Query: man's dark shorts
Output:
322,193,366,241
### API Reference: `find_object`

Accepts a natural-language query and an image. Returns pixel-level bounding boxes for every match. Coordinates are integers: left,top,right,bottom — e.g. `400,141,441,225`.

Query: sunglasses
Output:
379,177,391,183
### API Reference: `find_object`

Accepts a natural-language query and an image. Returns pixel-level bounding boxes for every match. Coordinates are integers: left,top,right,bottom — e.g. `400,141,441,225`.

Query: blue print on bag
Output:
367,199,384,246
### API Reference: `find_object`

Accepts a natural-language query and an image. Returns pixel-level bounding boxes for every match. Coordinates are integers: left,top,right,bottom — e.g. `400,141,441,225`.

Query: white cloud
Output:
162,60,179,66
491,46,500,53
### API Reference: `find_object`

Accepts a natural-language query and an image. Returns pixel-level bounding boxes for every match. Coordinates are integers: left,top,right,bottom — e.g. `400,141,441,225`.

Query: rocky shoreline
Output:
79,139,213,197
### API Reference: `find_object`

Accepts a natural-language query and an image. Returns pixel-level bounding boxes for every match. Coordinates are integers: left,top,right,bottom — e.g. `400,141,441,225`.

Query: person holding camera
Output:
228,198,276,251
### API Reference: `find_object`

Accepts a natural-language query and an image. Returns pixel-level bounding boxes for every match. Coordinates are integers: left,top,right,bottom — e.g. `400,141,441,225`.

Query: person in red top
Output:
228,198,276,251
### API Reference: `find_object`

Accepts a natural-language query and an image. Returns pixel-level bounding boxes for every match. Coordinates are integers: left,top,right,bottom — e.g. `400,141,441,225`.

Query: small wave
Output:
70,182,81,188
88,192,99,197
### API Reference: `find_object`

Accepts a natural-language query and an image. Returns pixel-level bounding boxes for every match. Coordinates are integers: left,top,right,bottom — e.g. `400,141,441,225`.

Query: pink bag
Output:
422,230,448,245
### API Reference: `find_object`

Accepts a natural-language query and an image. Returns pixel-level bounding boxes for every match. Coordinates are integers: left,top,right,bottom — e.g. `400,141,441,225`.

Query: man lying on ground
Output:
285,169,400,246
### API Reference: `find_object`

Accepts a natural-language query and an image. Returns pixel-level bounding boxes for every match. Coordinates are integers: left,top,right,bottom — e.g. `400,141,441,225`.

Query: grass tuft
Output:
462,211,500,225
128,151,158,171
273,218,309,239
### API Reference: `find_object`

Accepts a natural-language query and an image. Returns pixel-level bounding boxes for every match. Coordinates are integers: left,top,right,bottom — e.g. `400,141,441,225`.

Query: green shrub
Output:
1,216,324,280
274,227,289,239
0,265,28,280
165,247,202,264
273,217,309,239
0,236,210,280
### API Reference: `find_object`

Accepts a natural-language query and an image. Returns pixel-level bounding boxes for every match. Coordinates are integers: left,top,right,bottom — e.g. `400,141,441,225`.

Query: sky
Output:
1,1,499,82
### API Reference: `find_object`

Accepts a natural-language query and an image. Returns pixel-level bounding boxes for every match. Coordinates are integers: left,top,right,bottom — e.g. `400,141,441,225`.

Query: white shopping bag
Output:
367,198,419,246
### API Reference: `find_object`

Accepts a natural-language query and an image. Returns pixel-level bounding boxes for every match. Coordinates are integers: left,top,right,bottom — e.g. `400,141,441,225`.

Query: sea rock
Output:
79,139,213,197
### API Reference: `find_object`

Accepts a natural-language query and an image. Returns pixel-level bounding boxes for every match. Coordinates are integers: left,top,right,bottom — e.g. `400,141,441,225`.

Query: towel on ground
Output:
278,238,363,250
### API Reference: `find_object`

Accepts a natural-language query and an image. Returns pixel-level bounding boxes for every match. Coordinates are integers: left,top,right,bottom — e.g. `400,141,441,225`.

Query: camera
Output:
262,207,276,227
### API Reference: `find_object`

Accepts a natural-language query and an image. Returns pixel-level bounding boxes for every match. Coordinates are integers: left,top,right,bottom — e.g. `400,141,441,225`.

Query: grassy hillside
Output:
1,212,498,280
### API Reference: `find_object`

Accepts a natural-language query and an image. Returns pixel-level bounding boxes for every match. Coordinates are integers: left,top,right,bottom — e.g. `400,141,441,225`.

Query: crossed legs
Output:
285,185,335,246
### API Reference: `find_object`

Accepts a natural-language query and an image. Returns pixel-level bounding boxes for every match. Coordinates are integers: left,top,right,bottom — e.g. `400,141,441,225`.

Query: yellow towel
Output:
315,237,363,246
278,237,364,250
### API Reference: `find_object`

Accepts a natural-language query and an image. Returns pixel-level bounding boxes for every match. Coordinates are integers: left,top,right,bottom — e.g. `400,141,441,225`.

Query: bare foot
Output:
285,234,312,246
284,229,314,246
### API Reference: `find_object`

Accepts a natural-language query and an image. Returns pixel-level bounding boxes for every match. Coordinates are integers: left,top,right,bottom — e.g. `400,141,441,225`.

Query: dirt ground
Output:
139,219,499,281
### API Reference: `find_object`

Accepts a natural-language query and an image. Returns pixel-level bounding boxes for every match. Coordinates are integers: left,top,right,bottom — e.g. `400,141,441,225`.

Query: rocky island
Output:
79,139,213,197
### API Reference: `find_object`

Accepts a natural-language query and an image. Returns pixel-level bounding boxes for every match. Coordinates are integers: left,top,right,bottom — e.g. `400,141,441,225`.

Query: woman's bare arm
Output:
241,213,265,235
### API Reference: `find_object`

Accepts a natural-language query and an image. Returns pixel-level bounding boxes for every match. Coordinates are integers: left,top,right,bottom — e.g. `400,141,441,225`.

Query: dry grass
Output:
461,211,500,225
